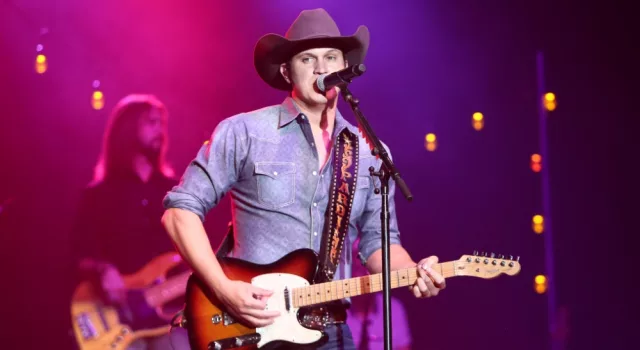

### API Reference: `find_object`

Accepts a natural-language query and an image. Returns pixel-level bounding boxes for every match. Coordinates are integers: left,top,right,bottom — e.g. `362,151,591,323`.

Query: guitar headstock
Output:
455,251,521,279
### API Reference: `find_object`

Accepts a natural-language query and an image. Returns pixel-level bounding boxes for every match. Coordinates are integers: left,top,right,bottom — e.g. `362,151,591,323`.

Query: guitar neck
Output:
144,271,192,307
292,261,458,308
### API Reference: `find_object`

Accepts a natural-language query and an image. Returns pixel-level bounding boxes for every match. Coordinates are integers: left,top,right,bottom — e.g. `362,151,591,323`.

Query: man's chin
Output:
310,91,338,105
324,87,340,100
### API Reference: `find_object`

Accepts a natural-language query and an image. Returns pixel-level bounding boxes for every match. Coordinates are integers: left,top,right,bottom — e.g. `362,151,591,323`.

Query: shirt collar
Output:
278,96,302,128
333,108,351,135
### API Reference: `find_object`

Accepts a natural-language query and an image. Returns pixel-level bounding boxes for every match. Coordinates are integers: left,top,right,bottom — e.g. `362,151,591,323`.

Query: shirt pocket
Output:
351,175,371,216
254,162,296,209
356,175,371,190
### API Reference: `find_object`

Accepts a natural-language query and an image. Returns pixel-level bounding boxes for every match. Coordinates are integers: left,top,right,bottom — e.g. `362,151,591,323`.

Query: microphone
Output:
316,64,366,92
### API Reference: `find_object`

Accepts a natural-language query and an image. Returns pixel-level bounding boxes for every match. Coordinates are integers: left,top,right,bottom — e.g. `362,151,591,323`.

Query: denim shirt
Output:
163,97,402,284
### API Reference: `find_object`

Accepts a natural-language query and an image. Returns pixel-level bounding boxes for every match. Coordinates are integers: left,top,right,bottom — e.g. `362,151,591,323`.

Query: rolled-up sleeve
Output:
356,143,402,264
163,117,248,221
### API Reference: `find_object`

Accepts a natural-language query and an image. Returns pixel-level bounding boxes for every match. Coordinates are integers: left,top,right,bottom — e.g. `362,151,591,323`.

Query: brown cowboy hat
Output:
254,8,370,90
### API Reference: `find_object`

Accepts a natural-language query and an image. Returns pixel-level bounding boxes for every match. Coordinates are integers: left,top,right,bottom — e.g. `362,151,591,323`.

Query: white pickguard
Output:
251,273,323,348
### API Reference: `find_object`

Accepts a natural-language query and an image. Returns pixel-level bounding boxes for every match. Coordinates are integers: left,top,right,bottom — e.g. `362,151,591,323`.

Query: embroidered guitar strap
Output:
315,128,359,284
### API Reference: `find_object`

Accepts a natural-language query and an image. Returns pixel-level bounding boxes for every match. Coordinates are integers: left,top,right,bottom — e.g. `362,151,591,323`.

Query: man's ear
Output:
279,63,291,84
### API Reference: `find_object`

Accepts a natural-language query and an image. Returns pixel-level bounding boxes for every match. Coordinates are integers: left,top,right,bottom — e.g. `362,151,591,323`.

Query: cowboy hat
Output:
254,8,370,90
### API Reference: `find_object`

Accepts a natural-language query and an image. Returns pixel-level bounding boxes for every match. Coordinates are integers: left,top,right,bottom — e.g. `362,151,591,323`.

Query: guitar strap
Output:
314,128,360,284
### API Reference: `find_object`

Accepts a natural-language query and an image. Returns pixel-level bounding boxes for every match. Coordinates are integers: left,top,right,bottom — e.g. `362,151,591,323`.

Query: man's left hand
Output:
409,256,446,298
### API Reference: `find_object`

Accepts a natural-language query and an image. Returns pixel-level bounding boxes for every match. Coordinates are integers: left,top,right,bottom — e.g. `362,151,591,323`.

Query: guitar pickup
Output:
284,287,291,311
75,313,98,339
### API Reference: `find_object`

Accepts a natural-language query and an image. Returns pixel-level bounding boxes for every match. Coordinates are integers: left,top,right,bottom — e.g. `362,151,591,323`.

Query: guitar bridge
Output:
211,313,236,326
208,333,261,349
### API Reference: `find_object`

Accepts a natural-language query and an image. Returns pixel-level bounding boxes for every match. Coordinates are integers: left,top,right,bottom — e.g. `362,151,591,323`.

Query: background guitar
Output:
70,251,191,350
183,249,521,350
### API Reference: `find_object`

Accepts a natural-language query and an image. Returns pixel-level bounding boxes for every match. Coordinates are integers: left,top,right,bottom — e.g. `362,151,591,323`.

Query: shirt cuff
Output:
357,234,402,266
162,190,207,222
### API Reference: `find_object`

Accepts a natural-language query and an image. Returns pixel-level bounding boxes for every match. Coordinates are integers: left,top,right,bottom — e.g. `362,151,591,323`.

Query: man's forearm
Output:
365,244,416,274
161,208,229,291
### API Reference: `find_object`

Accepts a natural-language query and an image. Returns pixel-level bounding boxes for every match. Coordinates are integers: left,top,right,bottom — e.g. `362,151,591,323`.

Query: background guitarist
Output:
70,93,183,349
162,8,447,349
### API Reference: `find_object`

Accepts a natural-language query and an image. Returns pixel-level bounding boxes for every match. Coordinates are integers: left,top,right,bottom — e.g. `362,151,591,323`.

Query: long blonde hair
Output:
92,94,174,183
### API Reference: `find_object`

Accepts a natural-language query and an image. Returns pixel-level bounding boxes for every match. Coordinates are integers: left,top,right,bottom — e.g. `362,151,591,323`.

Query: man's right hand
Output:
161,209,280,327
100,264,126,304
213,279,280,328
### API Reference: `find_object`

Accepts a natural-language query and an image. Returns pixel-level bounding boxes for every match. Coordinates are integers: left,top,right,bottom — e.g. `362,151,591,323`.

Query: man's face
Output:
137,107,165,154
281,47,347,106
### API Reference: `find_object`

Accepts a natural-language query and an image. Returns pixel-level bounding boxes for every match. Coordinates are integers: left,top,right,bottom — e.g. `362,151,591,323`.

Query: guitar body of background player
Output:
70,94,183,349
346,239,412,350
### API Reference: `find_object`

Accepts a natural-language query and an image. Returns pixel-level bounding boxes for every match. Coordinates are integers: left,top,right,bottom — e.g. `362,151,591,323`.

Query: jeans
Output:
167,324,356,350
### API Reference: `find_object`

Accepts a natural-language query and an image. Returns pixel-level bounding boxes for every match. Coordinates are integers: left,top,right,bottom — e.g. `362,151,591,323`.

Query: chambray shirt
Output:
163,97,402,283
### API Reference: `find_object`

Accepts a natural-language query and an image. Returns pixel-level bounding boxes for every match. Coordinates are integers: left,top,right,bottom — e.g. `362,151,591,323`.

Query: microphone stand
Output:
340,85,413,350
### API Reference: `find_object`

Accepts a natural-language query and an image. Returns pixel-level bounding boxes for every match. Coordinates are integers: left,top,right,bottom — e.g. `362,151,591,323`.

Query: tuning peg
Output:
510,255,513,260
517,256,520,262
484,252,488,257
473,250,478,256
490,252,495,258
499,254,504,259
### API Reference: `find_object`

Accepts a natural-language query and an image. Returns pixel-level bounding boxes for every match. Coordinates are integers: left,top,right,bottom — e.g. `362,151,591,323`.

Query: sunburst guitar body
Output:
183,249,521,350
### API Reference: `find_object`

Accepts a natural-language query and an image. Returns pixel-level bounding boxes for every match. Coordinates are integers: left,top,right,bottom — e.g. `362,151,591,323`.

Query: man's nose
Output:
314,60,328,75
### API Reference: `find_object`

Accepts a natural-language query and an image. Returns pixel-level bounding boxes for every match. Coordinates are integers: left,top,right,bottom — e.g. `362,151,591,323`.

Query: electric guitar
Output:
70,252,191,350
182,249,521,349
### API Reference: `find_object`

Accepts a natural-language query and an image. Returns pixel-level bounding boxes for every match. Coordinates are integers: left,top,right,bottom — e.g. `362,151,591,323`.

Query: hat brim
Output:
254,25,370,91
